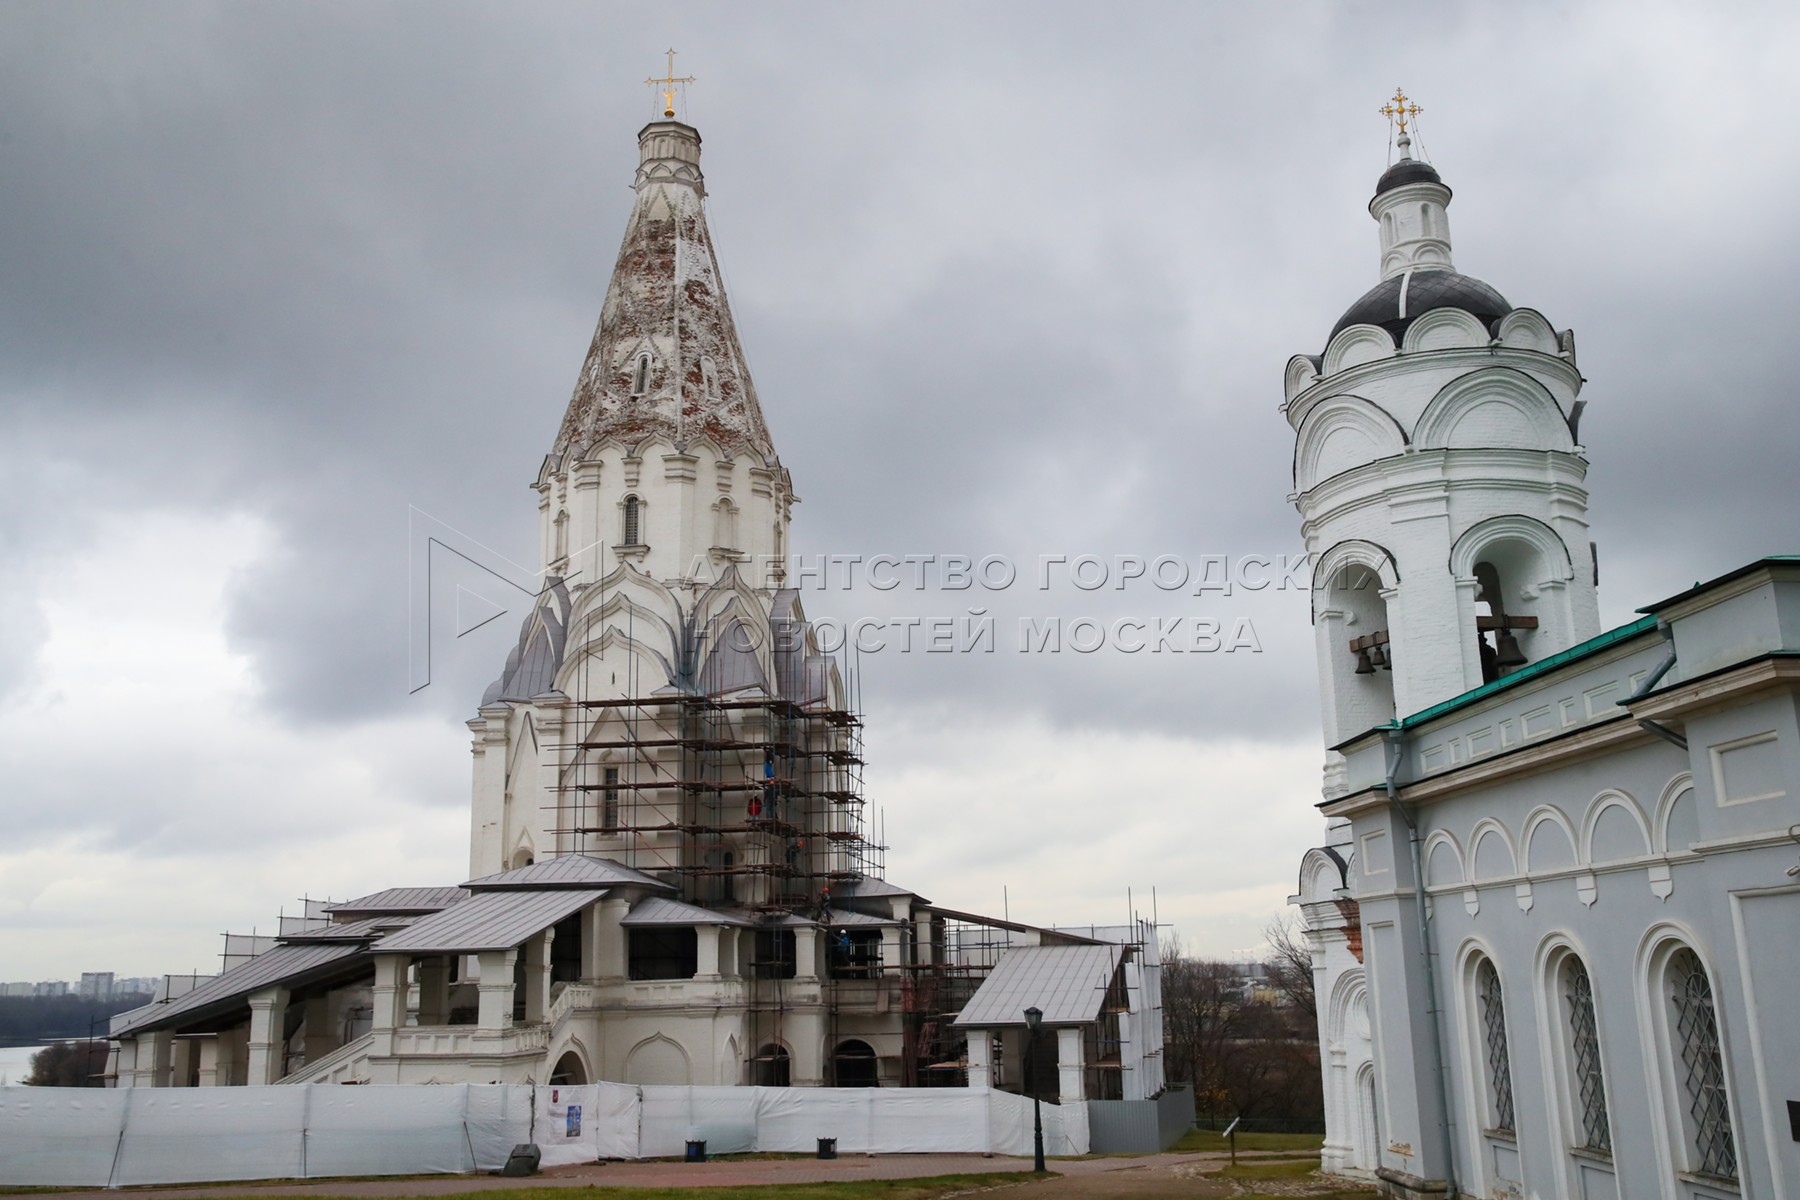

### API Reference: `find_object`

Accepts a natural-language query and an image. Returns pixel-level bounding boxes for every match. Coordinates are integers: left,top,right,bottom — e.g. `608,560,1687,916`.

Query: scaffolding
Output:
551,693,875,906
533,594,1132,1091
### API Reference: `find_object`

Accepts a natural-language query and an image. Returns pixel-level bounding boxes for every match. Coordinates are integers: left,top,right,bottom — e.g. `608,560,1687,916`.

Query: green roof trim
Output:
1397,614,1659,730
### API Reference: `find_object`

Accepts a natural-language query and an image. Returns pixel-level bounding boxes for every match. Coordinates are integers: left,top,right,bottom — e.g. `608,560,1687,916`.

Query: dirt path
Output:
41,1150,1368,1200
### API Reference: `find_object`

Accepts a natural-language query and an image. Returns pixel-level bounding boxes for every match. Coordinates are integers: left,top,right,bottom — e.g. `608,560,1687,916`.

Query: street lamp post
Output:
1023,1005,1045,1173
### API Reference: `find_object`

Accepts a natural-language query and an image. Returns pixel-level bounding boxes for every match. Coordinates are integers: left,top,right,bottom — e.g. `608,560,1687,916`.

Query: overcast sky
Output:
4,1,1799,982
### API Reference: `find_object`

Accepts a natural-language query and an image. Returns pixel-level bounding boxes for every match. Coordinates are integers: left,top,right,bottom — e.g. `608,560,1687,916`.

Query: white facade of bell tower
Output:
1288,129,1608,1183
1283,144,1602,765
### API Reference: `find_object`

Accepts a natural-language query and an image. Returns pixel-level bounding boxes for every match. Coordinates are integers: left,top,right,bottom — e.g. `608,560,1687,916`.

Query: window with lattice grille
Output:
1562,956,1610,1153
1668,948,1736,1180
1476,958,1515,1132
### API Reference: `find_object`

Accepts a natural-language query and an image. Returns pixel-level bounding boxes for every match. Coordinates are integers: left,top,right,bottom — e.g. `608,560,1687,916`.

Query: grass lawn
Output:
1171,1128,1326,1154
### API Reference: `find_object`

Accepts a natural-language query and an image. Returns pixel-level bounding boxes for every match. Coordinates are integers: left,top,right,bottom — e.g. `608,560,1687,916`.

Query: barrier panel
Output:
0,1081,1088,1185
112,1087,308,1186
0,1087,129,1187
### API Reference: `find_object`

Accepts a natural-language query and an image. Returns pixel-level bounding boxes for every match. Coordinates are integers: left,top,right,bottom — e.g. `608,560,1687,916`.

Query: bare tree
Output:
1262,912,1317,1020
1160,924,1325,1129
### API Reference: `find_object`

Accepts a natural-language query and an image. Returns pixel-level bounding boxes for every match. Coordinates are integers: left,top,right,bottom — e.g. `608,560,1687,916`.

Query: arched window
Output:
1475,957,1515,1132
622,495,642,546
553,510,568,560
714,498,737,550
702,357,720,401
1561,955,1611,1153
1667,948,1736,1180
1419,202,1432,238
1382,211,1395,245
833,1039,878,1087
631,354,650,396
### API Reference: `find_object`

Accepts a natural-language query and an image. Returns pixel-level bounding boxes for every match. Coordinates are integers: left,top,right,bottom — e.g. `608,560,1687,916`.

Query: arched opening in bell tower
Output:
1322,561,1397,738
1464,533,1560,683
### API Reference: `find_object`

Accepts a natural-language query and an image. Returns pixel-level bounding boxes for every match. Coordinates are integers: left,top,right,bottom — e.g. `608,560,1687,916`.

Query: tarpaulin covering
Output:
531,1082,638,1167
0,1082,1086,1185
0,1087,130,1187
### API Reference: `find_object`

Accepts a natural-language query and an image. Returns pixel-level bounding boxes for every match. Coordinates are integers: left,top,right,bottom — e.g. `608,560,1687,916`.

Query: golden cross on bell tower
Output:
1380,86,1421,135
645,48,696,119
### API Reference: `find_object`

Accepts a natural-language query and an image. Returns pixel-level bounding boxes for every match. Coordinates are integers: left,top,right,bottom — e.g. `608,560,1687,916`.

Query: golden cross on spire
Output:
1380,86,1421,135
645,48,696,119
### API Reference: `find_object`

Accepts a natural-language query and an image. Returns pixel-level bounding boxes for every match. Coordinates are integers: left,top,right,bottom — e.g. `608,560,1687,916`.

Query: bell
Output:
1367,644,1387,670
1495,628,1528,670
1354,647,1375,675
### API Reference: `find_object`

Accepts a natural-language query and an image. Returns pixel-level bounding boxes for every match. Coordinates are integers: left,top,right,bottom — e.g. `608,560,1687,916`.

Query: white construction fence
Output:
0,1083,1088,1187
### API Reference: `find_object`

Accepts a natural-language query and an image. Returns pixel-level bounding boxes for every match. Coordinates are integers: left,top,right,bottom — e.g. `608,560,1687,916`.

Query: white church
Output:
1291,107,1800,1198
106,114,1166,1112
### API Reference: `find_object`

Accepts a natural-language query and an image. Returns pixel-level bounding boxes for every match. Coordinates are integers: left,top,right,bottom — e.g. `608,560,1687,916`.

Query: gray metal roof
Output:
282,915,418,942
620,897,755,927
832,877,920,901
463,854,674,892
114,942,370,1037
324,886,469,916
372,888,606,954
953,944,1121,1028
821,907,904,927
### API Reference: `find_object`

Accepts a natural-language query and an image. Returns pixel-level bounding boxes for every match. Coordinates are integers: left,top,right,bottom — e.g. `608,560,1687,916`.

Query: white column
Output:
879,926,901,974
595,898,629,981
786,1009,825,1087
114,1037,139,1088
245,986,290,1086
794,926,820,981
966,1027,992,1088
196,1036,221,1087
370,954,410,1044
696,925,721,979
1057,1026,1086,1102
477,949,518,1031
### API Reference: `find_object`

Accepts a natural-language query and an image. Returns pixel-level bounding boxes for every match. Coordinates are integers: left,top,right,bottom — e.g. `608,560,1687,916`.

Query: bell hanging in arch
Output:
1495,628,1528,671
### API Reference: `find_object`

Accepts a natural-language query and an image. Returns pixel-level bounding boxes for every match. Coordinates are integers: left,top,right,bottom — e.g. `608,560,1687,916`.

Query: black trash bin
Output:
685,1140,707,1163
816,1137,838,1160
500,1144,541,1177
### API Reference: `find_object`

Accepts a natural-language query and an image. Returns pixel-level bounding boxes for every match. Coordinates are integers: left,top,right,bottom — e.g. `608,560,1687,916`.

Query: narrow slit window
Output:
623,495,641,546
602,766,620,832
714,499,737,549
631,354,650,396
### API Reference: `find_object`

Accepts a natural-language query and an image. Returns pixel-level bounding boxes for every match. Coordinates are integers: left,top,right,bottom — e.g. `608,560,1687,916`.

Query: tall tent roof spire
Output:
553,112,777,463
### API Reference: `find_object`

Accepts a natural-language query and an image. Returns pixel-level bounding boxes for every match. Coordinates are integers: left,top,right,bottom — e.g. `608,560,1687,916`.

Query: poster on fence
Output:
535,1084,596,1167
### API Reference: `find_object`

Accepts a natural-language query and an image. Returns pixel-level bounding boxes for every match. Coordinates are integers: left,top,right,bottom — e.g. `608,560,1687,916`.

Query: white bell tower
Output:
1283,108,1602,773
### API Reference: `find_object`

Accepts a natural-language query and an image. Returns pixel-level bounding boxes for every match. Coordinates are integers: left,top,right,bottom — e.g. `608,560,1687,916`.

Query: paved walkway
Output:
49,1149,1313,1198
